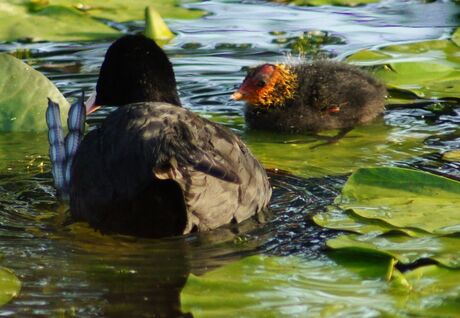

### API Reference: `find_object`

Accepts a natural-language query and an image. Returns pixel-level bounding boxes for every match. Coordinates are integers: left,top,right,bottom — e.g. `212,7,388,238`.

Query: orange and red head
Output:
232,64,298,108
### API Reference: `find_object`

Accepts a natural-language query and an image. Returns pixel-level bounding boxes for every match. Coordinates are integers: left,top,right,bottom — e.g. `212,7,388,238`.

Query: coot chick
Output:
53,35,272,238
232,61,386,134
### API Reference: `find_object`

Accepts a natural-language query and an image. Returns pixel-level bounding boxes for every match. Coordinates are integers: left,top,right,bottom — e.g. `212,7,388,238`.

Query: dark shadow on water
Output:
83,239,193,318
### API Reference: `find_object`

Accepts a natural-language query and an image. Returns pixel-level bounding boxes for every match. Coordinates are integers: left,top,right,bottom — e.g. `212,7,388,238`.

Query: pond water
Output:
0,0,459,316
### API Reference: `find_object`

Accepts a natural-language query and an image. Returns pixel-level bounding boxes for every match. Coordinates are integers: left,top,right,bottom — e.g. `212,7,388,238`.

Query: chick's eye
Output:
256,80,266,88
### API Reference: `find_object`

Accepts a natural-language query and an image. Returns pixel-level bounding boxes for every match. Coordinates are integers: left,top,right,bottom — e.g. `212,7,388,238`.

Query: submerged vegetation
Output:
0,0,459,316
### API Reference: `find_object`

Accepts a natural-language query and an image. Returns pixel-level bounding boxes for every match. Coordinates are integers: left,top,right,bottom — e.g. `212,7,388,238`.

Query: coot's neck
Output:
95,35,182,107
95,72,182,107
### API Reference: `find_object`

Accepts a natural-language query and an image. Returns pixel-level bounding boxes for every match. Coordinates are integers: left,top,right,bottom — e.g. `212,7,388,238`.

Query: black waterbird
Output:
47,35,271,238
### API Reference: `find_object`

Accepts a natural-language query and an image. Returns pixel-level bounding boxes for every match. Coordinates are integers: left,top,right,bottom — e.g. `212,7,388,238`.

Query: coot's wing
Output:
96,102,241,185
71,102,271,234
137,103,271,232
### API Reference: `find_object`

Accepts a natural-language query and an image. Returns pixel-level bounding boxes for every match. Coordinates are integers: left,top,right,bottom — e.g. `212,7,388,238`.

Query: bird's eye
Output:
257,80,266,88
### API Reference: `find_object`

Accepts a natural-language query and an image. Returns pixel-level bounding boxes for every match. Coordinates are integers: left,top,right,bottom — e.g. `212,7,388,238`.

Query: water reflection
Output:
69,236,192,317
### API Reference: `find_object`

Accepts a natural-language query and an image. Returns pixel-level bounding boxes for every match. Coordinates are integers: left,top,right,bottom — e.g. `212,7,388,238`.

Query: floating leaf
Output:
273,0,380,6
181,255,460,317
398,265,460,317
315,166,460,286
181,255,397,318
54,0,204,22
0,3,119,42
0,53,69,132
28,0,50,12
0,267,21,307
313,208,423,237
442,149,460,162
337,167,460,235
452,28,460,47
327,234,460,268
243,122,430,178
0,0,203,42
347,40,460,100
144,6,174,42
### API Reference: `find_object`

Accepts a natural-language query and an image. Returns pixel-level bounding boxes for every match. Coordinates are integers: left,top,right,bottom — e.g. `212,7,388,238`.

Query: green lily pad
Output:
181,255,397,318
452,28,460,47
0,2,119,42
181,255,460,317
398,265,460,317
0,0,203,42
0,53,69,132
442,149,460,162
52,0,204,22
0,267,21,307
327,234,460,268
243,122,430,178
337,167,460,235
274,0,380,6
347,40,460,100
144,6,174,42
313,208,424,237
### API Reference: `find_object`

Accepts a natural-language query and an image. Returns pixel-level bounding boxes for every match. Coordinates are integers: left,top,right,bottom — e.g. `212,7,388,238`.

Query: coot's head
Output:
94,34,181,107
231,63,298,108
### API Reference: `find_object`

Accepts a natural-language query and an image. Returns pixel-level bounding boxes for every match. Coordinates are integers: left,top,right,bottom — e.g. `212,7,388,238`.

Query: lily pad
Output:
243,122,430,178
181,255,460,317
273,0,380,6
0,53,69,132
442,149,460,162
0,2,119,42
52,0,204,22
452,28,460,47
327,234,460,268
313,208,424,237
0,0,203,42
337,167,460,235
347,40,460,100
399,265,460,317
181,255,397,318
0,267,21,307
144,6,174,42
